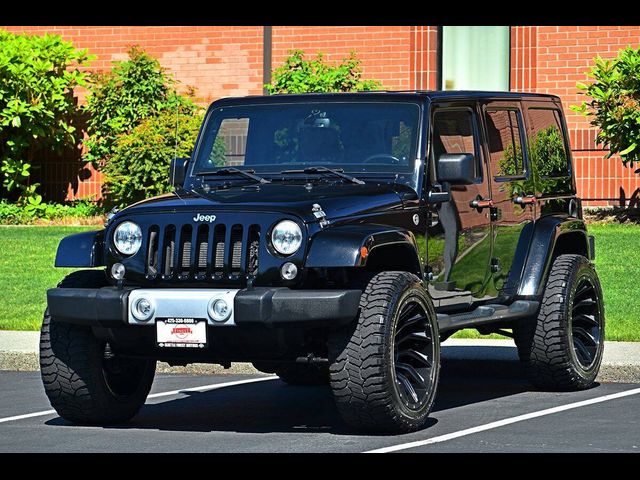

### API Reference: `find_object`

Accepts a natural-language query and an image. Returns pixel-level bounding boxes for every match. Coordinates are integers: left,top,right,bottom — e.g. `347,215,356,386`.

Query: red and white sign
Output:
157,318,207,348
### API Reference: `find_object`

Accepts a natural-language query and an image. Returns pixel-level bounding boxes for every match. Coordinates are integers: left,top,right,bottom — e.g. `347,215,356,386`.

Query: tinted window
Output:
432,109,480,179
485,109,524,179
195,102,420,175
527,109,569,178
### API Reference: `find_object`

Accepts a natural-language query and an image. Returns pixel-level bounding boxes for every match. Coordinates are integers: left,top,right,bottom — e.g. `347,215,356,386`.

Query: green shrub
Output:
265,50,382,94
0,30,91,201
83,46,196,167
573,47,640,173
103,110,204,207
0,198,106,225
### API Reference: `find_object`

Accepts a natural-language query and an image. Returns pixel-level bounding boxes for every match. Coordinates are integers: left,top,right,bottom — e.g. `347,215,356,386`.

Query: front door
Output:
481,102,535,299
427,105,493,308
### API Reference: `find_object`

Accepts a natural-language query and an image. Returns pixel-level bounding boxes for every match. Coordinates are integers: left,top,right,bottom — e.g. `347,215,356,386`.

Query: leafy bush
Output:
573,47,640,173
265,50,382,94
0,30,91,201
83,46,195,167
103,110,204,206
0,198,106,225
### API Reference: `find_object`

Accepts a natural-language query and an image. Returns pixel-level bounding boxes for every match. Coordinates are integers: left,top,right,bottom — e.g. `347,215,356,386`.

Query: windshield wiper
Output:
196,167,270,184
279,166,364,185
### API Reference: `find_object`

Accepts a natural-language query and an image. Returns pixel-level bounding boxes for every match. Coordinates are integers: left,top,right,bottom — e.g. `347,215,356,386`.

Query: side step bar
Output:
437,300,540,333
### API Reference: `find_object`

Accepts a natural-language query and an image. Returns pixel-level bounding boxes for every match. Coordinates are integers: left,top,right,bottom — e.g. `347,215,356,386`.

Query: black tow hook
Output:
295,354,328,364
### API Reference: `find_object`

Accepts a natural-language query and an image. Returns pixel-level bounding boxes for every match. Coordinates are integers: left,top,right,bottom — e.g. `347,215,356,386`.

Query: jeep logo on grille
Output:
193,214,216,223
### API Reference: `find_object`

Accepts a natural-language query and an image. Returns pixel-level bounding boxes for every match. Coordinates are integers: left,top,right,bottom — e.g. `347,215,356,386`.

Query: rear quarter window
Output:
526,108,570,178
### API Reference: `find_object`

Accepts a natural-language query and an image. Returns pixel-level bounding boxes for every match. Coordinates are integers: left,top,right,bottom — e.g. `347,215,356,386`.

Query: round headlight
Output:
113,221,142,256
271,220,302,256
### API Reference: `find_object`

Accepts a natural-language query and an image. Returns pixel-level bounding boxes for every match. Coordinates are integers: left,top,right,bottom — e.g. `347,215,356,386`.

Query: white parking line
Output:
364,387,640,453
0,375,275,425
0,410,56,425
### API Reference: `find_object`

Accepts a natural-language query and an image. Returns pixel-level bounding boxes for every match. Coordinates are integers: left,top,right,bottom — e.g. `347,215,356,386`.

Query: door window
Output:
432,109,481,181
485,109,525,179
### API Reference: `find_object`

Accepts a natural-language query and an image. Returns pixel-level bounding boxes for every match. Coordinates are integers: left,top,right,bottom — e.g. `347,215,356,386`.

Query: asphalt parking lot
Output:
1,359,639,453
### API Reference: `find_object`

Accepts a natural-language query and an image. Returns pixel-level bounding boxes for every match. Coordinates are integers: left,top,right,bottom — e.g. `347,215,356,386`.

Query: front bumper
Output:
46,287,362,328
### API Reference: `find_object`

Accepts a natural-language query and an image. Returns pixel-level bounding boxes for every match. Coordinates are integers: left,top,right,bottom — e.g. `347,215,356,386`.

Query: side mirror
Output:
436,153,476,185
170,157,190,189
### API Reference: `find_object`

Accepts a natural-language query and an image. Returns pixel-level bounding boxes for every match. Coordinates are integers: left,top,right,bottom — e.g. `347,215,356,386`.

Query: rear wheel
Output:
328,271,440,433
514,255,605,391
40,270,156,425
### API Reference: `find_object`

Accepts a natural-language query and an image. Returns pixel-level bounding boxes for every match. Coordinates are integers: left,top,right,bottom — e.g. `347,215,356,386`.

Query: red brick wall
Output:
2,25,639,205
532,26,640,205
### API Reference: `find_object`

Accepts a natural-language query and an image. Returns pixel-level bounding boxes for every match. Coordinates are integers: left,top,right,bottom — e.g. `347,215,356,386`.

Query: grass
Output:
455,223,640,341
589,223,640,341
0,224,638,341
0,226,95,330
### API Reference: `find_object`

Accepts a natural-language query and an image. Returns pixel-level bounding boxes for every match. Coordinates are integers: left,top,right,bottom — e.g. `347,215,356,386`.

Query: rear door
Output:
427,103,493,307
480,100,535,298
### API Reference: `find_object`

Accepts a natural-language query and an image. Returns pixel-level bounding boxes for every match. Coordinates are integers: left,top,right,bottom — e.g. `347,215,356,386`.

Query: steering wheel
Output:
363,153,401,165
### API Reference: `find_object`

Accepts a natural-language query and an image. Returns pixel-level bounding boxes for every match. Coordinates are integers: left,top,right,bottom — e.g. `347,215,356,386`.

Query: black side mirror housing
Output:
170,157,190,189
437,153,476,185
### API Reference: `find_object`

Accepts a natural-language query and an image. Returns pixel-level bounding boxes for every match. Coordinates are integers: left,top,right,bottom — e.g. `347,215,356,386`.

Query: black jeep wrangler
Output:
42,91,605,433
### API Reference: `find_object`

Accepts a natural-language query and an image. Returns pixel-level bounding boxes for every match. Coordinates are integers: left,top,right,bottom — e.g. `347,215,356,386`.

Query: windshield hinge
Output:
312,203,330,229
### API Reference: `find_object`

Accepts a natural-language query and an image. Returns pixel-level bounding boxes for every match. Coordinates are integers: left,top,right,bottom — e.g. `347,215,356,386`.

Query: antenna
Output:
174,72,179,161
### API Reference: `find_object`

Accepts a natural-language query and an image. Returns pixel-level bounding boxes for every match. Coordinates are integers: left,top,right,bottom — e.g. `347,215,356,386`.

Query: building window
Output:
441,26,510,91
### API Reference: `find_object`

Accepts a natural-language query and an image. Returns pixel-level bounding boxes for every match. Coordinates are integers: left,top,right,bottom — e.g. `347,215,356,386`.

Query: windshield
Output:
193,102,421,177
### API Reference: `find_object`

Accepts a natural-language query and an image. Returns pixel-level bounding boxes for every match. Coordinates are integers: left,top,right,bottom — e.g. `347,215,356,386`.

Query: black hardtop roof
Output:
210,90,561,108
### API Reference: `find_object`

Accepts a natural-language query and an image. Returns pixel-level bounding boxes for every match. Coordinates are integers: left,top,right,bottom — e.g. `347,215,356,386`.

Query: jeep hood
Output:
118,182,418,223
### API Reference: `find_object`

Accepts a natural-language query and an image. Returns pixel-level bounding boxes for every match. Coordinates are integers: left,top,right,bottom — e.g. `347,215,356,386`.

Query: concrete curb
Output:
2,332,639,383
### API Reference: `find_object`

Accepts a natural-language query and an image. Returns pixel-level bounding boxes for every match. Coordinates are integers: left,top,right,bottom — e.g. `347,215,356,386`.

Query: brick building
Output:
2,25,639,206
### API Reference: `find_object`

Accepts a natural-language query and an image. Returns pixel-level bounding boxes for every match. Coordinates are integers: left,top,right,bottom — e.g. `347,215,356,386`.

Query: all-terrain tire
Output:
328,271,440,433
514,254,605,391
40,270,156,425
253,362,328,386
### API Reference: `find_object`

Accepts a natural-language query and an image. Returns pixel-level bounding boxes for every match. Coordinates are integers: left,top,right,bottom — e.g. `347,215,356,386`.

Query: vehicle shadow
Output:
46,346,541,435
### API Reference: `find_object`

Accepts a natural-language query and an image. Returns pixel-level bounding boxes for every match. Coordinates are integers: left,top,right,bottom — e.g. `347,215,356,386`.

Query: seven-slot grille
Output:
145,223,260,280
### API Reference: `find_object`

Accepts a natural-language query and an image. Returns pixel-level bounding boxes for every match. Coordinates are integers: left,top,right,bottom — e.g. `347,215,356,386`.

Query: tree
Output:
573,46,640,174
0,30,91,202
265,50,382,94
83,46,194,167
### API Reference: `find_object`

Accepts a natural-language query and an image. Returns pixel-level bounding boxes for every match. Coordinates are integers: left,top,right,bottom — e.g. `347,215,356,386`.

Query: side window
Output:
432,109,481,180
207,118,248,167
527,109,570,178
485,109,524,179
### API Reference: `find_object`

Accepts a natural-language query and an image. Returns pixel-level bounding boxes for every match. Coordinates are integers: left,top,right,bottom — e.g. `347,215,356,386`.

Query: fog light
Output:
208,298,231,323
132,298,154,322
281,262,298,280
111,263,126,280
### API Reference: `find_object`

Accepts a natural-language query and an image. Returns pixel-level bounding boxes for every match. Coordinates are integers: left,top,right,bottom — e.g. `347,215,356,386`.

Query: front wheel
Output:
514,254,605,391
328,271,440,433
40,271,156,425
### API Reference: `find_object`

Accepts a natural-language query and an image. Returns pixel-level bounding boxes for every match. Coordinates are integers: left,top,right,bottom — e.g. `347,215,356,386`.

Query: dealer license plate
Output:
156,318,207,348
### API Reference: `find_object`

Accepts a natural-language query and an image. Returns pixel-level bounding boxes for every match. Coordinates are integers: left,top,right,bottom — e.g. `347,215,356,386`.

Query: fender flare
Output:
305,224,422,276
517,215,589,297
55,230,105,268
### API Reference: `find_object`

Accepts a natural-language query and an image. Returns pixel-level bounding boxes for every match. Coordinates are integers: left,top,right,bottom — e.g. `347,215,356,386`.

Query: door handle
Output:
470,198,494,210
513,195,537,205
